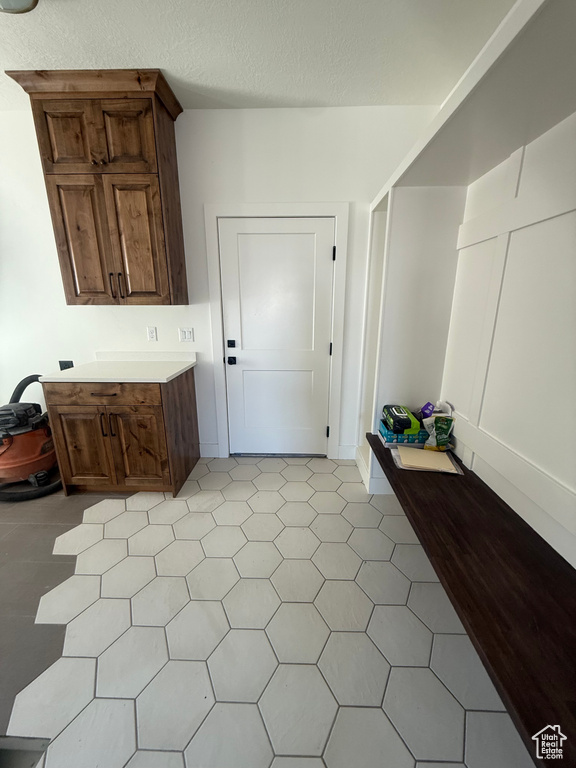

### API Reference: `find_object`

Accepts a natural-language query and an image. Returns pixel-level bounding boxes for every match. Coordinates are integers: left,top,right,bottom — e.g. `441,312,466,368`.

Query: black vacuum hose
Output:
0,478,63,502
9,374,42,404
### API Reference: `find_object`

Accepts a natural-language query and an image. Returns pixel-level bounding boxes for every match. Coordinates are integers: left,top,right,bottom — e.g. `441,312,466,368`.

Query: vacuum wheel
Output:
0,467,62,502
29,471,50,487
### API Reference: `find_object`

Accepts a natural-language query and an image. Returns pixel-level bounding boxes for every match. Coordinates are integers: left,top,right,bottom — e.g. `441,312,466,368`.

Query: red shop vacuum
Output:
0,375,62,501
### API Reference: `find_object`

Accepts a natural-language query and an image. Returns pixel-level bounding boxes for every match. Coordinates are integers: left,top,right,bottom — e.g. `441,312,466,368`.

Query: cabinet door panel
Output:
46,176,117,304
100,99,157,173
33,100,105,174
109,406,170,486
104,175,170,304
48,405,116,486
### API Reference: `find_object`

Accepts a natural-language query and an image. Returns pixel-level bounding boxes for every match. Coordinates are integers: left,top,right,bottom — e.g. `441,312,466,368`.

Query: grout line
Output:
6,478,492,765
381,704,420,763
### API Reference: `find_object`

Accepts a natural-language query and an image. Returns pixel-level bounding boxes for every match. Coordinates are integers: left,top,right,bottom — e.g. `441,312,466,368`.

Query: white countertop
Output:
39,357,196,384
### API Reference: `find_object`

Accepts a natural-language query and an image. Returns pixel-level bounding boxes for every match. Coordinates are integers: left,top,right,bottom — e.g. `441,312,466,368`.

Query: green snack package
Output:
423,414,454,451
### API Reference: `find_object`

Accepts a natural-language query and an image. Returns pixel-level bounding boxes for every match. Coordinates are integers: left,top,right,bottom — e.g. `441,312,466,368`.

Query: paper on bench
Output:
397,446,459,473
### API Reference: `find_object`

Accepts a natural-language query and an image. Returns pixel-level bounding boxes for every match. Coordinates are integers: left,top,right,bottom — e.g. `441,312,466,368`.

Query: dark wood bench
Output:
367,433,576,767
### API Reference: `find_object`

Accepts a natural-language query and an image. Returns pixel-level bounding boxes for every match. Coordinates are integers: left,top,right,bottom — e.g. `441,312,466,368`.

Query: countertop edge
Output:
39,360,196,384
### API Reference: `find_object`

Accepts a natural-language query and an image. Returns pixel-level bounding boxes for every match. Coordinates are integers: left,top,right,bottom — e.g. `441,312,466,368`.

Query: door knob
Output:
227,357,237,365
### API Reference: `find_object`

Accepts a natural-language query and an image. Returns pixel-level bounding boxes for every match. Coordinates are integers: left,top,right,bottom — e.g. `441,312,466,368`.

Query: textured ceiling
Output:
0,0,516,110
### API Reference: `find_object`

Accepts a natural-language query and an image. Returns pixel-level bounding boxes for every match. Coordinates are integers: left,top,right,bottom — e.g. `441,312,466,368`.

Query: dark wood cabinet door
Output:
48,405,116,486
99,99,157,173
103,174,170,305
33,100,105,174
45,175,118,304
108,406,170,487
34,98,156,174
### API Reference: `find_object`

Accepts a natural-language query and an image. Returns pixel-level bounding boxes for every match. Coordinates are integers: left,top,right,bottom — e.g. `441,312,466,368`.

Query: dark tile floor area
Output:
0,492,123,734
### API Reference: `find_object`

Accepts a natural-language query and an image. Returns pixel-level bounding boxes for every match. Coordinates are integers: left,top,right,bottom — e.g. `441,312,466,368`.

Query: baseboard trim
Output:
200,443,219,458
337,445,357,460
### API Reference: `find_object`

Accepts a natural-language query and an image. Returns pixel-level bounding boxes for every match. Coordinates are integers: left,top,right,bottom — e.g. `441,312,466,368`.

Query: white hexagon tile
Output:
6,458,533,768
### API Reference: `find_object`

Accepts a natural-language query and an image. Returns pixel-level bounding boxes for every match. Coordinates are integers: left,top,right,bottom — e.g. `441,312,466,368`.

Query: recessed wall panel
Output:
480,213,576,492
242,370,314,430
238,233,315,351
518,111,576,210
442,239,497,419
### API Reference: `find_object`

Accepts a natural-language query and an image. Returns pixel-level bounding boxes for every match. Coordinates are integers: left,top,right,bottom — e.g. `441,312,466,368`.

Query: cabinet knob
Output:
99,159,107,166
91,159,98,166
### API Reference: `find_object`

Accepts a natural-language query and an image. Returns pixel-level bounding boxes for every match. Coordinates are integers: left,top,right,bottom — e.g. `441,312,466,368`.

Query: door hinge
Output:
326,426,330,438
332,246,336,261
329,342,333,356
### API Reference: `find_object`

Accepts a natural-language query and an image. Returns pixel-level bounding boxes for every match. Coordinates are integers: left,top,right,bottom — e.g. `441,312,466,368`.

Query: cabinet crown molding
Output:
6,68,183,120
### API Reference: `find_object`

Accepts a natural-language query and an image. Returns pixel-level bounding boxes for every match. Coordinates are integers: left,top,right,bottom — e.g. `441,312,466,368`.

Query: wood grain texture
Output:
6,69,183,120
12,70,187,307
43,382,161,406
32,99,104,174
108,406,170,487
45,175,116,305
103,174,170,305
67,482,173,494
366,433,576,768
153,98,188,305
161,366,199,495
44,375,196,495
48,405,116,488
33,97,156,174
100,99,157,173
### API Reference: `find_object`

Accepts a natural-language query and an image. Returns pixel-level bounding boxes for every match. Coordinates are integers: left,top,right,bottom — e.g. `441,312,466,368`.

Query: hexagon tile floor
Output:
6,457,535,768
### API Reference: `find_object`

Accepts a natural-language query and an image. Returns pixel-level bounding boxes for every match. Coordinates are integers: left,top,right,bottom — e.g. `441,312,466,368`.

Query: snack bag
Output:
423,414,454,451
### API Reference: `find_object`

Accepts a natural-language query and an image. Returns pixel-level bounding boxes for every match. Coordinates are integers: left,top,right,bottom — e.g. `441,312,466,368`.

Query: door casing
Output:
205,202,350,459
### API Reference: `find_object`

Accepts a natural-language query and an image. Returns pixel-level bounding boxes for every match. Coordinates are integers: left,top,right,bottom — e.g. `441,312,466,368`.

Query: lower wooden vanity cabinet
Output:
43,368,199,496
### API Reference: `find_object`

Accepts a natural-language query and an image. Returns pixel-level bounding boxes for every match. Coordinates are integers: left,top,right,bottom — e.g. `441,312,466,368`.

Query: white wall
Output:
375,186,466,409
361,185,466,493
358,209,387,471
0,105,436,455
441,111,576,566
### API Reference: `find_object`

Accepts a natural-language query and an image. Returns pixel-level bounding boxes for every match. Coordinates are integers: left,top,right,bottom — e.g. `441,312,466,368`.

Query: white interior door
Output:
219,217,335,454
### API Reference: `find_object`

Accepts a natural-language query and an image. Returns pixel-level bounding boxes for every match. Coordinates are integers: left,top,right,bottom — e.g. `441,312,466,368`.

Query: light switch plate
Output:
178,327,194,342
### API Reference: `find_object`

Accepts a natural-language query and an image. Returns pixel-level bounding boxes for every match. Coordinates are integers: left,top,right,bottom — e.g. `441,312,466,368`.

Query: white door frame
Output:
204,202,350,459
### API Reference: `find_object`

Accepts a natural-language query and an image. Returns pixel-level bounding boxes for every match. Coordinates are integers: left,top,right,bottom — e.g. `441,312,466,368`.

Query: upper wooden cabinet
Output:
33,98,157,174
6,69,188,306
